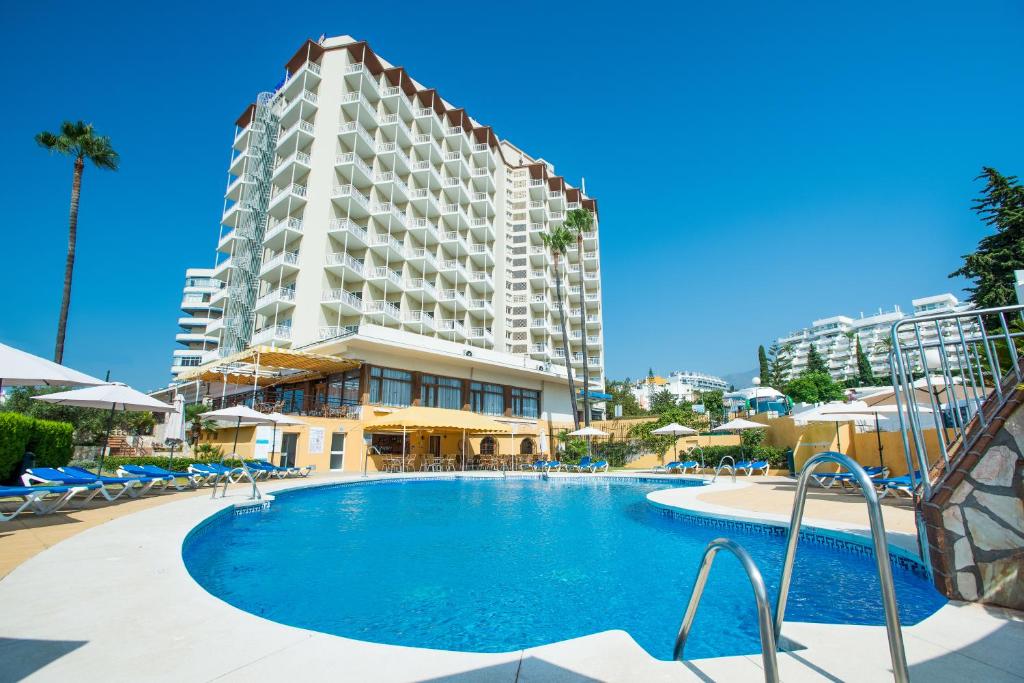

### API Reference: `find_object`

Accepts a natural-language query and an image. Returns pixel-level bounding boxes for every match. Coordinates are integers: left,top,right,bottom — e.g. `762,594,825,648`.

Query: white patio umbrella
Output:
537,430,549,459
818,403,934,468
652,422,698,461
711,417,765,459
265,412,305,466
567,425,608,458
33,382,174,475
164,395,186,469
201,405,276,499
0,341,104,391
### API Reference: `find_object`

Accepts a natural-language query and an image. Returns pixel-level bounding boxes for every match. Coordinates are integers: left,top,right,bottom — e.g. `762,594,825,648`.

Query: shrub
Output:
0,412,34,481
27,419,75,469
698,444,787,468
592,440,641,468
193,443,224,459
93,452,246,474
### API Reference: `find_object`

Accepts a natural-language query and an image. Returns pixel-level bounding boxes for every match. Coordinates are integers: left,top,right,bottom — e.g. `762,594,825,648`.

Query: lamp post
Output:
751,376,761,416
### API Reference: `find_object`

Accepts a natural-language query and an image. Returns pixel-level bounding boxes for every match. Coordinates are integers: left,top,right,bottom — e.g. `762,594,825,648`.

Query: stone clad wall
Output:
922,387,1024,609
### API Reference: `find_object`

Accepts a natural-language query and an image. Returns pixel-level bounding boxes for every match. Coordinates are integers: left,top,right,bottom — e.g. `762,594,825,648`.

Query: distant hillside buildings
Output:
775,292,974,383
629,371,728,409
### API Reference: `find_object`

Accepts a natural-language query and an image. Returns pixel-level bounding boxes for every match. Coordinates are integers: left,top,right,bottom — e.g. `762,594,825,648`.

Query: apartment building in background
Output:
167,34,605,431
170,268,223,378
776,292,975,383
630,371,728,409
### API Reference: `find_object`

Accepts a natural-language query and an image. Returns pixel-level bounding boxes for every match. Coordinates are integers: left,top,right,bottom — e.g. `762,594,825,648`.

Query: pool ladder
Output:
711,455,736,483
673,452,910,683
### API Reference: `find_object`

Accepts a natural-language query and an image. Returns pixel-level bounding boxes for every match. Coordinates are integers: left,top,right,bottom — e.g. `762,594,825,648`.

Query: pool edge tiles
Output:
645,491,931,579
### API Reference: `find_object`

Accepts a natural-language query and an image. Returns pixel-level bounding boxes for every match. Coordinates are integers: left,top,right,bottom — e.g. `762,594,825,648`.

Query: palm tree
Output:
36,121,119,364
564,208,595,426
541,225,580,430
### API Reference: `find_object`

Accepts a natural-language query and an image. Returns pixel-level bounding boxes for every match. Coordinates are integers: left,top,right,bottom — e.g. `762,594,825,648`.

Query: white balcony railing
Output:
324,252,364,274
322,288,363,309
252,325,291,345
327,218,368,242
364,299,401,319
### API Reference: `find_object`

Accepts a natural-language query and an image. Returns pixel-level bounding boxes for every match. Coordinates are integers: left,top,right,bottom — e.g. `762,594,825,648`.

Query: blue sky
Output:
3,1,1022,390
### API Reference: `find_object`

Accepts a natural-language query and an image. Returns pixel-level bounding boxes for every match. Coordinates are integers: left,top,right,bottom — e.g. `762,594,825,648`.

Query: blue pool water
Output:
182,478,945,660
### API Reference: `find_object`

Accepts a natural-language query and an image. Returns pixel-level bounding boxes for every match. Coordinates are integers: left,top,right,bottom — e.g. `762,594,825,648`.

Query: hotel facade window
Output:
369,367,413,407
511,387,540,418
328,369,361,407
470,381,504,416
421,375,462,410
480,436,496,455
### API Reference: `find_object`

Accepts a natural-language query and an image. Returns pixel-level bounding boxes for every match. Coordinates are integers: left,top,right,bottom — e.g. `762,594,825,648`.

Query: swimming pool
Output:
182,477,945,660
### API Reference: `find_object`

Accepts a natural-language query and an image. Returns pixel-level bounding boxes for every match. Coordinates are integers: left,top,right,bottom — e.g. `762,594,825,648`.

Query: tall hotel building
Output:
166,35,605,467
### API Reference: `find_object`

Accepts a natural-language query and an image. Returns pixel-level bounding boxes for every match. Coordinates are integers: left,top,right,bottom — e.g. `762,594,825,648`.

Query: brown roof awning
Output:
284,39,325,74
177,346,360,387
235,104,256,129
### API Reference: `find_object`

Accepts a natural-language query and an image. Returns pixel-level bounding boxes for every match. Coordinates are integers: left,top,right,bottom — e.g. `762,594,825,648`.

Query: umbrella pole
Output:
168,441,175,470
270,421,278,466
875,413,884,470
835,423,841,453
462,429,466,471
402,427,407,473
96,403,117,476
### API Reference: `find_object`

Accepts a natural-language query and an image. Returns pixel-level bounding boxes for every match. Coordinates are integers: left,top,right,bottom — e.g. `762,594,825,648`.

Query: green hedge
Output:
0,412,35,481
69,452,250,475
696,444,789,468
26,418,74,469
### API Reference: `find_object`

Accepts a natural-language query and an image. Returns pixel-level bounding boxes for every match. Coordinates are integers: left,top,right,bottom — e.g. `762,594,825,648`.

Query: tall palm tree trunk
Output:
55,156,83,364
553,253,580,430
576,235,591,426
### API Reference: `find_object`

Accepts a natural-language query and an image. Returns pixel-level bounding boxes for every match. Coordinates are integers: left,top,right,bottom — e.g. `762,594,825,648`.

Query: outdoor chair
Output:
735,460,770,476
573,456,593,472
589,460,609,472
0,483,102,521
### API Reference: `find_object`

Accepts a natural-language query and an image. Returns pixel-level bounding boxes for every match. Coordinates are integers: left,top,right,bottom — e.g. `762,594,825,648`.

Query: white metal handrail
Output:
674,538,779,682
775,452,909,683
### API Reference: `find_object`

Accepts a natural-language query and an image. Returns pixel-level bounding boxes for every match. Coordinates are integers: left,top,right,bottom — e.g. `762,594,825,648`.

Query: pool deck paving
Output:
0,470,1021,682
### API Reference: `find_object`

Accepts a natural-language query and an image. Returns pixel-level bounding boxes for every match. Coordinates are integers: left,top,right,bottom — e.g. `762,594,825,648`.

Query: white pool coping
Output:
0,472,1021,682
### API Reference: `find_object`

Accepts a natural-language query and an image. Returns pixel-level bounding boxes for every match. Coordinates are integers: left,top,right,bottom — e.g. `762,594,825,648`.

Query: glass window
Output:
511,387,539,418
281,388,304,414
480,436,496,455
421,374,462,409
328,369,361,407
470,381,504,416
369,367,412,407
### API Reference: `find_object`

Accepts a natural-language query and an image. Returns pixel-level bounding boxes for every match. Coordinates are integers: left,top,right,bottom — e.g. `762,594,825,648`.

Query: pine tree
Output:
950,167,1024,308
855,337,874,385
758,345,769,385
806,345,828,375
767,342,792,388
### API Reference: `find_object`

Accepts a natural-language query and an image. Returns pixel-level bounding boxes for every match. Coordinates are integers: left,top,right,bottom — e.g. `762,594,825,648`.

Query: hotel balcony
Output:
340,90,378,127
374,171,410,202
334,152,373,185
412,133,444,163
415,106,442,128
253,287,296,315
324,252,366,280
224,173,256,202
252,324,292,347
410,160,444,189
278,60,322,98
529,269,549,286
278,119,315,150
528,222,545,236
405,247,438,273
337,121,377,156
366,266,403,289
331,184,371,217
470,191,496,217
436,318,467,340
408,217,442,243
220,200,252,229
378,112,413,146
259,250,300,280
405,277,438,303
410,188,443,218
318,325,359,341
402,310,435,331
175,332,217,346
437,289,468,311
467,270,493,293
279,89,319,128
469,217,495,242
368,233,405,261
327,218,369,247
268,183,307,216
263,217,303,250
529,343,550,359
467,243,493,268
212,257,232,280
178,315,214,329
530,294,550,310
205,318,224,335
530,318,548,330
272,151,311,182
370,202,407,231
375,141,411,174
467,298,494,317
439,230,469,253
363,299,401,324
321,288,363,315
381,85,413,115
468,326,494,347
343,63,381,100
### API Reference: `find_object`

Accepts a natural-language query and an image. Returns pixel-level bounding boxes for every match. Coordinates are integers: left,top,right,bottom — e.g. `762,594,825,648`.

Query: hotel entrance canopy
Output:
363,406,510,434
177,346,360,387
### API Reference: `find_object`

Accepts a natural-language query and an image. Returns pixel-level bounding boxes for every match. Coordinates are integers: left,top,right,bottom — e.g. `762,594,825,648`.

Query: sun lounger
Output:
0,483,102,521
589,460,609,472
190,463,245,484
679,460,700,474
812,465,886,489
185,464,224,486
874,472,922,498
23,467,152,501
543,460,564,472
61,466,171,497
655,461,681,473
245,461,296,478
572,456,593,472
119,464,202,490
736,460,770,476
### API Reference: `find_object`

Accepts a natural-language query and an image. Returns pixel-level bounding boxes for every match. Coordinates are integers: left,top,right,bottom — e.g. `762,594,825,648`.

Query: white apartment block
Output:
172,35,604,398
776,293,975,383
170,268,223,377
630,371,728,409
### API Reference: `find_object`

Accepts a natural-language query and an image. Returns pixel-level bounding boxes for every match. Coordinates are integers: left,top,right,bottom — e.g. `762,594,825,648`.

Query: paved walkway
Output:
1,472,1021,682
